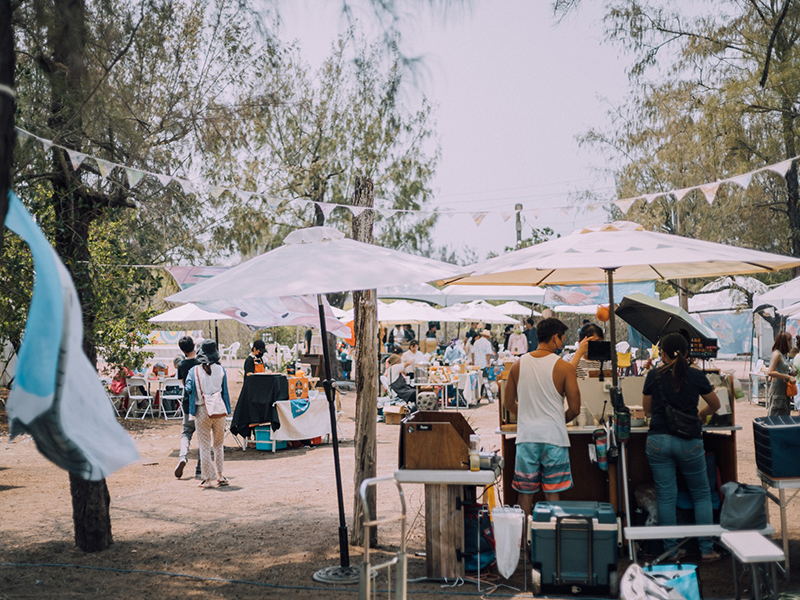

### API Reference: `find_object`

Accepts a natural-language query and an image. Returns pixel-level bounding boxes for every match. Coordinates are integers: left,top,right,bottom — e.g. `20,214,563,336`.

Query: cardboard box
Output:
398,411,475,470
286,376,309,400
384,405,409,425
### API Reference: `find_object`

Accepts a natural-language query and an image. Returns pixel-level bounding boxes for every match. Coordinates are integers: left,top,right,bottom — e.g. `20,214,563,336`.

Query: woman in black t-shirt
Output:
642,332,721,562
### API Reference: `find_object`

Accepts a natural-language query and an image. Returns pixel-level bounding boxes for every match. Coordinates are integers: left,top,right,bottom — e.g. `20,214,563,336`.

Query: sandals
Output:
702,551,723,563
216,478,230,487
198,479,215,488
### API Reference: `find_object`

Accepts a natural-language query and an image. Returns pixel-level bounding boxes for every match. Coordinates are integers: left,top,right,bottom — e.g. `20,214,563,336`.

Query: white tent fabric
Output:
377,282,545,306
439,301,518,324
663,276,768,314
169,227,462,302
496,301,540,316
440,221,800,287
755,276,800,310
340,299,457,325
149,303,234,323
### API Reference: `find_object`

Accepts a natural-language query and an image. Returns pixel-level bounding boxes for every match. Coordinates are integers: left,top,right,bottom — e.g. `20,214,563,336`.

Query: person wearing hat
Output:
471,329,495,370
244,339,266,375
185,339,231,488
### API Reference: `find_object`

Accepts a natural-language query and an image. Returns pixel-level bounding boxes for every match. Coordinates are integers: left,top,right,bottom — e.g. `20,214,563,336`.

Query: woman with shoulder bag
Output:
185,339,231,488
767,331,795,417
642,332,721,562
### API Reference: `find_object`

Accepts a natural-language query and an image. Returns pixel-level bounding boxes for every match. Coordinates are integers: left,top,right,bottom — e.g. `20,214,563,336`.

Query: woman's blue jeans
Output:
646,434,714,556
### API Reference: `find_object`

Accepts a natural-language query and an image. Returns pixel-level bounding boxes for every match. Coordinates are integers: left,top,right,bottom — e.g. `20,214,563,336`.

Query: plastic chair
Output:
221,341,240,368
159,378,184,420
101,377,126,417
124,377,155,419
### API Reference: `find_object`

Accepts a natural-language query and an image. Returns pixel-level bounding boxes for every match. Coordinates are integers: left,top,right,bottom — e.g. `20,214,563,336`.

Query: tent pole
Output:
607,269,619,390
315,293,350,570
214,320,219,345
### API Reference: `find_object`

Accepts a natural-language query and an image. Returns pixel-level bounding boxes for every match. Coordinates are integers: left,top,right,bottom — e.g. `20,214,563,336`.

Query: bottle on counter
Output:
469,434,480,471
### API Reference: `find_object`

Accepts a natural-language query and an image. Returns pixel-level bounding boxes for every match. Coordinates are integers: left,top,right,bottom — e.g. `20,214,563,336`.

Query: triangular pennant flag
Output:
40,138,53,153
766,158,794,177
125,168,145,188
558,207,572,217
209,186,225,199
236,189,253,202
528,209,541,219
350,206,367,217
441,209,456,219
614,198,636,214
673,188,692,202
68,150,88,170
15,128,30,140
643,193,662,204
500,210,514,222
727,173,753,190
266,196,283,209
320,203,336,218
471,212,487,226
94,158,115,179
178,179,194,195
700,182,720,205
587,203,601,211
155,173,172,187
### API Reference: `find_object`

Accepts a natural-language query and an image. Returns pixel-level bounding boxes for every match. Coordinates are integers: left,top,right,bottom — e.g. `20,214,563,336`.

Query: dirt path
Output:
0,380,798,599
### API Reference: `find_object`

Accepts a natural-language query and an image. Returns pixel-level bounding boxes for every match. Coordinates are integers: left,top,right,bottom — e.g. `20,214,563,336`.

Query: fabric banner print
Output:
695,311,752,355
544,281,657,307
4,191,139,480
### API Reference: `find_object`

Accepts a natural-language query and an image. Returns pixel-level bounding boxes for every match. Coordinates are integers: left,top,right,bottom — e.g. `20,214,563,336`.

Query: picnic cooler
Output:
254,426,287,451
529,501,619,590
753,415,800,477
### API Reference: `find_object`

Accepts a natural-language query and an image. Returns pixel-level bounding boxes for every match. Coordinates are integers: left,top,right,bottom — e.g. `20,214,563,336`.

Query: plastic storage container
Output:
529,501,619,594
753,415,800,477
254,426,287,451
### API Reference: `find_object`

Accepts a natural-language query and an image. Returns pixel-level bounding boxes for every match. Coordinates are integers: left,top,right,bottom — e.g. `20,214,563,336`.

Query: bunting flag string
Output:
13,125,800,228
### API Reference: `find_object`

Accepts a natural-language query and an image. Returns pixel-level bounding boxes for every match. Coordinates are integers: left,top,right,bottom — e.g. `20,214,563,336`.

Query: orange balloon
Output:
596,305,610,322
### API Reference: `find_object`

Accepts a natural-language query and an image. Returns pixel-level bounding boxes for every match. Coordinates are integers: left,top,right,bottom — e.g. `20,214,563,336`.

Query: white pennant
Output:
94,158,115,179
125,168,145,188
558,207,572,217
500,210,514,222
15,128,31,140
40,138,53,153
727,173,753,190
472,212,487,226
178,179,194,195
614,198,636,214
266,196,283,208
236,189,253,202
209,186,225,199
350,206,367,217
441,209,456,219
700,182,720,205
155,173,172,187
529,209,541,219
766,159,794,177
68,150,88,170
320,203,336,218
673,188,692,202
643,193,662,204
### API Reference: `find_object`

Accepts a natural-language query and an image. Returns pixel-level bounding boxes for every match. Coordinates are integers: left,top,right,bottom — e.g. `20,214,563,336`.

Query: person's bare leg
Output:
544,492,560,502
519,492,534,518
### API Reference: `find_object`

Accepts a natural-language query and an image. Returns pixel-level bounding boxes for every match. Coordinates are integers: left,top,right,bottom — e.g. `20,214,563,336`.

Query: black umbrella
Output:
615,293,718,348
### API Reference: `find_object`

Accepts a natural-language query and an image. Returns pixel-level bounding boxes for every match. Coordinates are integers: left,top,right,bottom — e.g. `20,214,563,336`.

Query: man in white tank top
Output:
504,318,581,517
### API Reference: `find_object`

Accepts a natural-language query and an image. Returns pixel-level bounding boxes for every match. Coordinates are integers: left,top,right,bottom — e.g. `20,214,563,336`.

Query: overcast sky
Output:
278,1,632,260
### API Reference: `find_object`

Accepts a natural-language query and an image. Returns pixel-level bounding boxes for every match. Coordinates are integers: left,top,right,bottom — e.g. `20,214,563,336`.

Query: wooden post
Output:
351,175,378,546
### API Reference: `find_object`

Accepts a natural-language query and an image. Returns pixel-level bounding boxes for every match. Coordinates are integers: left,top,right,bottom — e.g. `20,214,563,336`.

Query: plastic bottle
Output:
469,434,480,471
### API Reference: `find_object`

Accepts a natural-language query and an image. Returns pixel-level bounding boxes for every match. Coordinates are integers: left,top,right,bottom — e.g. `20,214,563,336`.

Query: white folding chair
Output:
159,378,184,420
124,377,155,419
101,376,126,417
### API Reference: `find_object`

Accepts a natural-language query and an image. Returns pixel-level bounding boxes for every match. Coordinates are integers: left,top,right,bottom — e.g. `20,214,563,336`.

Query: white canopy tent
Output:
754,276,800,310
496,301,540,316
377,282,545,306
340,299,460,325
149,303,235,323
438,300,518,324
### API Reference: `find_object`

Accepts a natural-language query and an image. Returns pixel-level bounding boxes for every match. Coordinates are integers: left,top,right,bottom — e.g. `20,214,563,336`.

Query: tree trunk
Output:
0,0,14,244
69,472,113,552
780,95,800,259
46,0,112,551
350,175,378,547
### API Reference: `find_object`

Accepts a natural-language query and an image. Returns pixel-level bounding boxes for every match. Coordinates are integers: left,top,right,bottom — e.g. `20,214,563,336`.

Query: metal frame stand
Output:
358,476,407,600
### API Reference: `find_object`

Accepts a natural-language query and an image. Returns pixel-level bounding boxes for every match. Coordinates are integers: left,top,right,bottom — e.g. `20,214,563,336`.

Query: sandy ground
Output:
0,362,798,599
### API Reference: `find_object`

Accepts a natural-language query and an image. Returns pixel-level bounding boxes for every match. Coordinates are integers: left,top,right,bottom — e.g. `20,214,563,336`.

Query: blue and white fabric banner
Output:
5,192,139,480
544,281,657,307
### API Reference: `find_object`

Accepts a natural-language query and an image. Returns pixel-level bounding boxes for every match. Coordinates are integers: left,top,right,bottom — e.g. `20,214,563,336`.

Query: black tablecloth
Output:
230,374,288,437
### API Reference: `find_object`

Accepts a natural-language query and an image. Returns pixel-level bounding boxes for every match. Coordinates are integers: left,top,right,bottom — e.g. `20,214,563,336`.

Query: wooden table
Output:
394,469,498,579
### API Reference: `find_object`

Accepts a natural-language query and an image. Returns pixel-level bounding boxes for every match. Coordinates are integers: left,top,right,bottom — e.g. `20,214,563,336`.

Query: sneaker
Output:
174,458,186,479
702,551,723,563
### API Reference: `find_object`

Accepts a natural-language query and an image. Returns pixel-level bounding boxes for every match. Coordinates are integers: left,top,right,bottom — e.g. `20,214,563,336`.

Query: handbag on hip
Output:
786,379,797,398
655,374,703,440
196,367,227,418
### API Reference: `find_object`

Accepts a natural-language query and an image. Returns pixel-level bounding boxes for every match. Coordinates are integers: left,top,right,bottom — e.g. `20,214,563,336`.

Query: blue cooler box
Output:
753,415,800,477
254,426,287,451
530,501,619,591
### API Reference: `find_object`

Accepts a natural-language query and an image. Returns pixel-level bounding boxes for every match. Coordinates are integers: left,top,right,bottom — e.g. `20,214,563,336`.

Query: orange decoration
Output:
596,305,610,322
345,320,356,346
